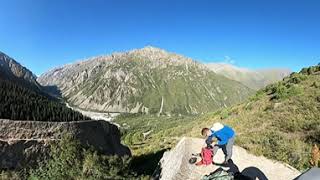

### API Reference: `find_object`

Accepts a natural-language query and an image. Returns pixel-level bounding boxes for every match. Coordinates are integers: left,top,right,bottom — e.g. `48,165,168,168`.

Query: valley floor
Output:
65,102,120,126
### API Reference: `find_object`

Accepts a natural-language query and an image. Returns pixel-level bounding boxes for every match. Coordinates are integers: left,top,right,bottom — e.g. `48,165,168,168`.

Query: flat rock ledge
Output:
158,137,301,180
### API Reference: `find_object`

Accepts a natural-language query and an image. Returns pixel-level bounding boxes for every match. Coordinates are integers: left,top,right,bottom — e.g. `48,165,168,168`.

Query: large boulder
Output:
0,119,131,169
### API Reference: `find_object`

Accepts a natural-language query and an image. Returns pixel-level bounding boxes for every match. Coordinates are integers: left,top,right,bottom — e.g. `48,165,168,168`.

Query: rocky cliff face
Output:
206,63,291,90
0,51,41,91
38,46,253,115
0,119,130,169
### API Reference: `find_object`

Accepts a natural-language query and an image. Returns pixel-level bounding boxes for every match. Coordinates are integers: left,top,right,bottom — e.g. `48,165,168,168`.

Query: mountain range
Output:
206,63,291,90
0,47,291,116
38,46,254,115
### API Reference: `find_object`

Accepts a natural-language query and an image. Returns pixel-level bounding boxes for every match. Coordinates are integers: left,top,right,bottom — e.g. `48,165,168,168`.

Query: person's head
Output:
201,127,211,137
201,122,224,137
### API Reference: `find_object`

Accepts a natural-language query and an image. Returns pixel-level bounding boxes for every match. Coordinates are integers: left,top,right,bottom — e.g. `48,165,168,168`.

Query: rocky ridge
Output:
38,46,253,115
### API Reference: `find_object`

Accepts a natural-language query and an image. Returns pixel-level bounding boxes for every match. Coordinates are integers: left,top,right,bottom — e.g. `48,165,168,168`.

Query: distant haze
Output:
206,63,291,90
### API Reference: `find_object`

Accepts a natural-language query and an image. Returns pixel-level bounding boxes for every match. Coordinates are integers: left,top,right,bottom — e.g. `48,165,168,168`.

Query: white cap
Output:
211,122,224,132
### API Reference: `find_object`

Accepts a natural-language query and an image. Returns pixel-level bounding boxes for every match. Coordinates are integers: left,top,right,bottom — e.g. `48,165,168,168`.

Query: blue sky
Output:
0,0,319,75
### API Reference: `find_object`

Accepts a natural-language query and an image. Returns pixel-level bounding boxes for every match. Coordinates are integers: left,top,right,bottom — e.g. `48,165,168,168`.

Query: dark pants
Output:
212,136,235,161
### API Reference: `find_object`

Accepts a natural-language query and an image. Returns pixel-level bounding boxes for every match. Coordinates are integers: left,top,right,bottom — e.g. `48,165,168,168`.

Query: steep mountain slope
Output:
206,63,291,90
0,79,89,121
187,65,320,170
0,51,41,91
38,47,253,115
0,51,89,122
114,64,320,174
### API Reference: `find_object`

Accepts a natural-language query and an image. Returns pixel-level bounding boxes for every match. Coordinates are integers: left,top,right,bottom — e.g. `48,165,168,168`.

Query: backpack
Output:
202,169,233,180
196,147,213,165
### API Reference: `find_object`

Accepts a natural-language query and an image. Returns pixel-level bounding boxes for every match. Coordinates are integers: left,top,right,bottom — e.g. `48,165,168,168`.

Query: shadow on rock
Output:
213,159,268,180
131,149,168,177
42,85,63,99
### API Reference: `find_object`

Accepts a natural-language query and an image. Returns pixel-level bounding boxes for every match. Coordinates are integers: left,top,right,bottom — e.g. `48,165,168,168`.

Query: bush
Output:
300,65,320,75
271,83,302,100
288,73,307,84
311,81,320,88
29,135,83,180
29,135,146,180
249,90,265,102
220,109,229,119
0,171,21,180
271,84,287,100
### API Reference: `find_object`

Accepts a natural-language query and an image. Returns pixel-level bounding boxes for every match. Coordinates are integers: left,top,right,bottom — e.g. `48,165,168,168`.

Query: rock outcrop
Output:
157,137,300,180
0,119,131,169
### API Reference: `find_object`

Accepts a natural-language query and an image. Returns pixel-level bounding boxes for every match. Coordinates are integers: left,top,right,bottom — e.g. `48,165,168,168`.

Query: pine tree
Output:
0,79,90,122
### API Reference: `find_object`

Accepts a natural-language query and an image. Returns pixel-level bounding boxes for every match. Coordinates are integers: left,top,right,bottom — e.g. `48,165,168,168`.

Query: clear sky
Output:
0,0,319,75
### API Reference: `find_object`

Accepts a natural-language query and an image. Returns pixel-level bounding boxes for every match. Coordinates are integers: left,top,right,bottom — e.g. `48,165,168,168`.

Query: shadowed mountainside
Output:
0,51,42,91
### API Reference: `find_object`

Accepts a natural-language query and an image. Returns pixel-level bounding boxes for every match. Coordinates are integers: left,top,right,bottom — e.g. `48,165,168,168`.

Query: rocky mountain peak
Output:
0,51,40,90
135,46,166,53
38,47,253,115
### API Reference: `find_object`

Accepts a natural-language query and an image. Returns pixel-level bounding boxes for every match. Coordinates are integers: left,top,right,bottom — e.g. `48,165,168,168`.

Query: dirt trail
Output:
159,137,301,180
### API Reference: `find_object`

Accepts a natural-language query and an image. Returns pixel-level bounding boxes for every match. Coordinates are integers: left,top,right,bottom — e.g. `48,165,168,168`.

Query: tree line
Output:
0,79,89,122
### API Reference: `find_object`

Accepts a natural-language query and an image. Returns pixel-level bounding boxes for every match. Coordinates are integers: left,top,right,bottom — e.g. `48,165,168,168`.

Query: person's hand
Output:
207,144,213,149
213,143,219,147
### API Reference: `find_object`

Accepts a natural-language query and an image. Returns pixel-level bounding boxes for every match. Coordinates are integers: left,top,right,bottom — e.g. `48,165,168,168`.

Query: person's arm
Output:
205,134,214,146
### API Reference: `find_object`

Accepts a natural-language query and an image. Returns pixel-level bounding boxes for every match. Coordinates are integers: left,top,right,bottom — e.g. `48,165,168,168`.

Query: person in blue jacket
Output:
201,122,235,164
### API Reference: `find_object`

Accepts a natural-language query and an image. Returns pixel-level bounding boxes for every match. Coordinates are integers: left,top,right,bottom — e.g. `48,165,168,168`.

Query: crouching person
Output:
201,122,235,164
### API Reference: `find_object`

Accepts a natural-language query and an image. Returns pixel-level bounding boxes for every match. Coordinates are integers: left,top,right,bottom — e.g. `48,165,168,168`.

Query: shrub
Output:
29,135,145,180
220,110,229,119
0,171,21,180
249,90,265,102
271,84,287,100
311,81,320,88
300,65,320,75
288,73,307,84
29,135,83,180
271,83,302,100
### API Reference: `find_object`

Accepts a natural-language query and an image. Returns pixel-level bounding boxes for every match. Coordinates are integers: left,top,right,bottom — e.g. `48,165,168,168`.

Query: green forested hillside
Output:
115,65,320,174
0,79,88,121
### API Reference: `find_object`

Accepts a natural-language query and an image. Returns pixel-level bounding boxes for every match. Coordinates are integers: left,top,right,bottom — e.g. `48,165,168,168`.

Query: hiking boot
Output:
222,160,229,165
